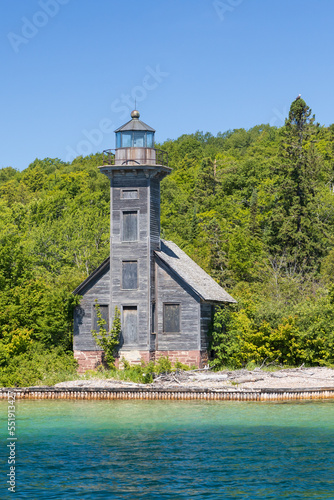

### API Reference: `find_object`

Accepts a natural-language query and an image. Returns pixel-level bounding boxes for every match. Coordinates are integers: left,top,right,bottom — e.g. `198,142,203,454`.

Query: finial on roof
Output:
131,110,140,119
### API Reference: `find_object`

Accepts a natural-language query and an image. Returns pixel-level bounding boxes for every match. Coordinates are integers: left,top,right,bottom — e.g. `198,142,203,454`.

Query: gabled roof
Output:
155,241,236,304
114,119,155,133
73,257,110,295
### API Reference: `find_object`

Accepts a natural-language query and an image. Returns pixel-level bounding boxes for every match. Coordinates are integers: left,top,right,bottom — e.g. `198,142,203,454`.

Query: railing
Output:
102,148,169,167
103,149,116,165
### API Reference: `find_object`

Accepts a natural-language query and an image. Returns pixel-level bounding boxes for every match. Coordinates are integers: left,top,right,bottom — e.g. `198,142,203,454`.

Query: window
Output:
121,132,132,147
92,304,109,332
121,189,138,199
146,132,154,148
123,306,138,344
163,304,180,333
122,211,138,241
122,261,138,289
116,131,155,148
133,131,145,147
116,132,121,148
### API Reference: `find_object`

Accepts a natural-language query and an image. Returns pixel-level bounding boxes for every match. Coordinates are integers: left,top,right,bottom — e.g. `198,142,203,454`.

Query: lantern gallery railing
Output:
102,149,169,167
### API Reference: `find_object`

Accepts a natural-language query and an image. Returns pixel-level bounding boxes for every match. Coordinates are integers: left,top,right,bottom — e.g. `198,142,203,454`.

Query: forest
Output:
1,98,334,385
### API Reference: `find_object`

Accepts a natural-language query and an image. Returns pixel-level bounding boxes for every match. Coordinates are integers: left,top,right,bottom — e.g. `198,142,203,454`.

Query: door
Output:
122,306,138,345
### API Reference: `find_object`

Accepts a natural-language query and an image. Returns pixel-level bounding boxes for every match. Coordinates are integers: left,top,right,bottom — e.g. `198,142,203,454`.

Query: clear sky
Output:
1,0,334,171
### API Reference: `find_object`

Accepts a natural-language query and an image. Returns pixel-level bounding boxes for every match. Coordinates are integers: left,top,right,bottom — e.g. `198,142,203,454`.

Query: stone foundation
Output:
74,349,208,372
155,350,207,368
74,350,105,373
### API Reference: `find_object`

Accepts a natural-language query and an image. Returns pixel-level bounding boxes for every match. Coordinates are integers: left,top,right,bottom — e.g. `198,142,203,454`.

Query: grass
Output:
78,357,196,385
0,353,196,387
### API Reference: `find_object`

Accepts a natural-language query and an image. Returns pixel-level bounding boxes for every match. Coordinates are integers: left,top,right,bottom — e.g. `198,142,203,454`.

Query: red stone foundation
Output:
74,349,208,372
74,350,105,373
139,351,155,364
155,350,208,368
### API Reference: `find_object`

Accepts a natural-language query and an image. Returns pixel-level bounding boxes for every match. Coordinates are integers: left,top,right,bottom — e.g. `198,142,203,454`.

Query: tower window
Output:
121,189,138,199
122,211,138,241
122,261,138,289
133,131,145,147
163,304,180,333
121,132,132,148
115,130,155,148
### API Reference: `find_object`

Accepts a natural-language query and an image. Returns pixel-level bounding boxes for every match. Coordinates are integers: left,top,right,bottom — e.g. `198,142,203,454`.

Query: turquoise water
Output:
1,400,334,499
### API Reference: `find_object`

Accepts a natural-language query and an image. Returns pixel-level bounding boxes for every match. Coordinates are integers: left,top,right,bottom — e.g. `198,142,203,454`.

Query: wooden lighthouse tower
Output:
99,110,171,363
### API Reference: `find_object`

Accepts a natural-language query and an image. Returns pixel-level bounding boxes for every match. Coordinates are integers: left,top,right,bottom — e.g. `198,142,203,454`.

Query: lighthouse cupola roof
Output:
114,110,155,133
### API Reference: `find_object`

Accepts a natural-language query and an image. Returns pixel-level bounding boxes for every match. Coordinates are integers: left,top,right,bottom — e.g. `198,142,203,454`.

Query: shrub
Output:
91,303,120,368
210,300,334,369
0,343,78,387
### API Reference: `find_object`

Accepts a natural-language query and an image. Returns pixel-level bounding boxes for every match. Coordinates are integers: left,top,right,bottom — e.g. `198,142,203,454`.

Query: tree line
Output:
1,98,334,384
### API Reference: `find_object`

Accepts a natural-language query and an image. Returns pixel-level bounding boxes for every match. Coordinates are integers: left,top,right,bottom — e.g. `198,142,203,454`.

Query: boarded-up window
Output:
122,211,138,241
122,261,138,289
163,304,180,333
121,189,138,199
123,306,138,344
92,304,109,332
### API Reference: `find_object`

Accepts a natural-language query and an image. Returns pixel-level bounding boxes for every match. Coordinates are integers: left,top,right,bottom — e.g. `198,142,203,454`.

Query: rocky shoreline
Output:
54,367,334,391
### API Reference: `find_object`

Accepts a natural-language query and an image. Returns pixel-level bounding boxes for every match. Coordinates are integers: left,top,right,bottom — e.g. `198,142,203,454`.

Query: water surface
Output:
1,399,334,499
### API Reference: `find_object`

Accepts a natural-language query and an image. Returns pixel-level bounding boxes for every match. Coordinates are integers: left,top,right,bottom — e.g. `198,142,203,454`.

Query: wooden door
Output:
123,306,138,345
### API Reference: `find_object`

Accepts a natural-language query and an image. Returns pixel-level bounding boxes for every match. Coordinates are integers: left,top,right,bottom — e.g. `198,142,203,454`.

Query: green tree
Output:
267,98,324,272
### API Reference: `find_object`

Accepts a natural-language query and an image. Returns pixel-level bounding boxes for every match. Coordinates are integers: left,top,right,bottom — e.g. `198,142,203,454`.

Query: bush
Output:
210,299,334,369
0,343,78,387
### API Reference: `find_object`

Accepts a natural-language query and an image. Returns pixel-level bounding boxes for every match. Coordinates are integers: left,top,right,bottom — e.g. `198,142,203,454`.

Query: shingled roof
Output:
155,240,236,304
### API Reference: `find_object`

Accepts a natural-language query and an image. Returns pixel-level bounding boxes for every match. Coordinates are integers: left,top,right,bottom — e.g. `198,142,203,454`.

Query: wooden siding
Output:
156,259,200,351
200,303,212,350
73,268,110,351
150,178,160,251
110,173,151,350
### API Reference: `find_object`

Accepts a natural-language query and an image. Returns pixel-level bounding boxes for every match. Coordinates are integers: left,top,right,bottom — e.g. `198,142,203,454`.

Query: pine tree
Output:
268,98,323,273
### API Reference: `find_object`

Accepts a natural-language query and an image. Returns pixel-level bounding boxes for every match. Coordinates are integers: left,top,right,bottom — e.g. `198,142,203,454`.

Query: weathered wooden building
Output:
73,110,236,372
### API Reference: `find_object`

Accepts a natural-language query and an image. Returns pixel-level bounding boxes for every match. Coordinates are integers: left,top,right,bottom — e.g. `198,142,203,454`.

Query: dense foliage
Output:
1,98,334,384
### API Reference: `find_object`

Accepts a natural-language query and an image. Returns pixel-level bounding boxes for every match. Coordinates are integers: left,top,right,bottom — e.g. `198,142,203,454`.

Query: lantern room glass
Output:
122,132,132,148
116,131,155,148
116,132,121,148
146,132,154,148
133,131,145,147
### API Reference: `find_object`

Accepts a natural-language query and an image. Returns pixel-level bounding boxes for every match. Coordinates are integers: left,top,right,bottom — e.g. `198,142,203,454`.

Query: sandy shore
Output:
54,367,334,391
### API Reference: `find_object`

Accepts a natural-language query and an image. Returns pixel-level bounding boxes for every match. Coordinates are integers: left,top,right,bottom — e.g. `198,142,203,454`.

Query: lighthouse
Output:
99,110,171,362
73,111,236,371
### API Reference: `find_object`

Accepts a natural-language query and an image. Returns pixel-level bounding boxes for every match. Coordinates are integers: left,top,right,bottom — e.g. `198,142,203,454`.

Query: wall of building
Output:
155,259,201,352
73,267,110,352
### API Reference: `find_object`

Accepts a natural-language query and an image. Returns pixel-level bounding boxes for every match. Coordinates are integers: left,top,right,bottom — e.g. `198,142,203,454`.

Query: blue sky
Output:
1,0,334,171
